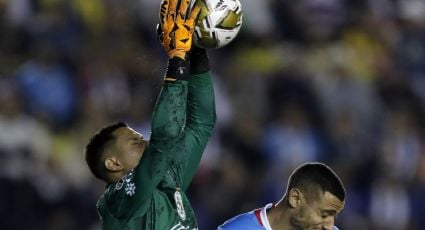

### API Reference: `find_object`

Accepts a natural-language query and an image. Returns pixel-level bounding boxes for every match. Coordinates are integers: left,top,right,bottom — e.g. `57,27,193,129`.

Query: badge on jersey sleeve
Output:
174,188,186,221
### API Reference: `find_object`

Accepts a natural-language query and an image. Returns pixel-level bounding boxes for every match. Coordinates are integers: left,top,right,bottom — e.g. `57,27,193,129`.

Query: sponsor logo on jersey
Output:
174,190,186,220
169,222,197,230
115,180,124,190
125,182,136,196
115,170,136,196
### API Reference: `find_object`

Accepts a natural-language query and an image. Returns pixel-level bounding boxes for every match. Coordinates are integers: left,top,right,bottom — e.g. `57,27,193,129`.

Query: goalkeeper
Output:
84,0,216,229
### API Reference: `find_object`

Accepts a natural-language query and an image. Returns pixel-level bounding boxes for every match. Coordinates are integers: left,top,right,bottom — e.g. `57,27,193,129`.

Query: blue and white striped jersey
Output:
217,203,339,230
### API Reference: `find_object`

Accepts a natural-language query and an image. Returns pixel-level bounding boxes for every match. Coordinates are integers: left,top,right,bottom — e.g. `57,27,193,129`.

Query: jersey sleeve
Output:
104,81,189,221
181,72,216,191
217,212,263,230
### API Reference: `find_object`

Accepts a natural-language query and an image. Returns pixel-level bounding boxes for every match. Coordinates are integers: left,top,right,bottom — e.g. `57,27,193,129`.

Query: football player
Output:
218,163,345,230
84,0,216,229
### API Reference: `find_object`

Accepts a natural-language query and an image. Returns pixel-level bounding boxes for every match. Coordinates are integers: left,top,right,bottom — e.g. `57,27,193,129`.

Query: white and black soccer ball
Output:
193,0,243,49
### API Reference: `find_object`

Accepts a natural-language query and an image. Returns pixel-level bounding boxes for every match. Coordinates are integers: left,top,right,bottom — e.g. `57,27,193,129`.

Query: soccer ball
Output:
193,0,243,49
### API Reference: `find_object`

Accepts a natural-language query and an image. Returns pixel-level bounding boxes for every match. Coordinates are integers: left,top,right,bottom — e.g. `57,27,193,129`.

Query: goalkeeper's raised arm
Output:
84,0,216,229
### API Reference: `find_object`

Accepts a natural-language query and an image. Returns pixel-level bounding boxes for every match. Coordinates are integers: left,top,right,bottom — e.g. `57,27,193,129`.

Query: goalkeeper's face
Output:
107,127,148,173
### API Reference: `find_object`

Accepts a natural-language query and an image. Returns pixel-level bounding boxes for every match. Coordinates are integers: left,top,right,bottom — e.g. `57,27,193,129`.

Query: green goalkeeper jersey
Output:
96,72,216,230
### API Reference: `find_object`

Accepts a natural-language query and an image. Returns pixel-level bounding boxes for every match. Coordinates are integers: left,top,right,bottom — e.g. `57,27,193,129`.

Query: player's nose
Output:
134,132,144,140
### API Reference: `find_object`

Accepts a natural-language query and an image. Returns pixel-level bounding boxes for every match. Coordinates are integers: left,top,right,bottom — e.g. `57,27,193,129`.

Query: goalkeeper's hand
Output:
159,0,200,60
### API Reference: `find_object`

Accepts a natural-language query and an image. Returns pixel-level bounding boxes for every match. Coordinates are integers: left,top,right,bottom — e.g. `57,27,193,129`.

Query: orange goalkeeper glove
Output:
159,0,201,60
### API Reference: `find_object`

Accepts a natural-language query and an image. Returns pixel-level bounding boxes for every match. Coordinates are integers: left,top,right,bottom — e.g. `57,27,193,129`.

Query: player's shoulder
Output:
217,210,263,230
95,193,107,220
96,182,123,214
333,226,340,230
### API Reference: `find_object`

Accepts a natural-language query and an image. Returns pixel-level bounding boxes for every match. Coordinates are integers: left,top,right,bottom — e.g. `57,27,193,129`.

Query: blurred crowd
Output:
1,0,425,229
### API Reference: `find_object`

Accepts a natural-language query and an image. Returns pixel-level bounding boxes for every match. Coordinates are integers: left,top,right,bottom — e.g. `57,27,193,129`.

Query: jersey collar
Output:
255,203,274,230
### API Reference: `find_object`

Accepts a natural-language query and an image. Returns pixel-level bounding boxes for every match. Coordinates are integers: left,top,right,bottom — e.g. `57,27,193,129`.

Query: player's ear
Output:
104,157,123,172
288,188,302,208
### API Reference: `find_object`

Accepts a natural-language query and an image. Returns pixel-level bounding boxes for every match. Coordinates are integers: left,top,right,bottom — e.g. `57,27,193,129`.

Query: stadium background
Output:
1,0,425,229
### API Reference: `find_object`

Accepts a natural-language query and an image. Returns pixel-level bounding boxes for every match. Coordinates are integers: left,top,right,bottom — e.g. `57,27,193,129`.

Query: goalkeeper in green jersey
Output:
84,0,216,229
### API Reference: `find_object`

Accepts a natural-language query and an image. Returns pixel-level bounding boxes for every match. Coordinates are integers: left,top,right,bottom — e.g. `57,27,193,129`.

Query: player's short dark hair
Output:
85,122,128,182
286,162,346,202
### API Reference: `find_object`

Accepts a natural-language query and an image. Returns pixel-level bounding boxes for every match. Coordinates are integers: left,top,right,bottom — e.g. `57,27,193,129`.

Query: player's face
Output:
292,191,344,230
112,127,148,171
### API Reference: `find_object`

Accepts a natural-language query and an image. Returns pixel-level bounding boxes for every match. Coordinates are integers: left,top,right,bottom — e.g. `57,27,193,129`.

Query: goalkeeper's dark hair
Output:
85,122,128,182
286,162,346,202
